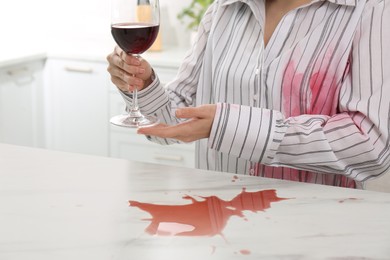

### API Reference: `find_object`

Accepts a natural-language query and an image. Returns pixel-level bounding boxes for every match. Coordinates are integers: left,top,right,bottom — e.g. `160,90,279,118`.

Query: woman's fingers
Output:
108,51,145,75
137,105,217,143
108,67,144,88
107,47,148,91
138,121,198,142
114,46,141,66
137,124,174,138
110,76,129,92
107,46,155,92
176,105,216,119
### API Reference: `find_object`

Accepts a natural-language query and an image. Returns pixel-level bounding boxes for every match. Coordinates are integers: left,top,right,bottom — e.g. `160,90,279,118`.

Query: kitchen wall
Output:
1,0,193,51
0,0,47,49
45,0,194,48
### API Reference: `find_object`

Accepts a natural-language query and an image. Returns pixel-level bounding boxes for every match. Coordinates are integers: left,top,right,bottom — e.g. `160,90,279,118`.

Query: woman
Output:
106,0,390,188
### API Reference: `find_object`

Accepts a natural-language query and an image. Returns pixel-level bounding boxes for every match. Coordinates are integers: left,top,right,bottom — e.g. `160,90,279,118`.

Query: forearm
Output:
209,103,389,182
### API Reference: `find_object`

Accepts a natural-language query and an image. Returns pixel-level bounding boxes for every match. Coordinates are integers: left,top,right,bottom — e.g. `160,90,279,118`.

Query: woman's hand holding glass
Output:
107,46,154,93
107,47,217,142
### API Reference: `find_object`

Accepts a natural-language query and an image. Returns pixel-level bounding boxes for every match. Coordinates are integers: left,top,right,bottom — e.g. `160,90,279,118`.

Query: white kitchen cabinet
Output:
0,60,45,148
110,128,195,168
43,56,195,167
109,65,195,168
44,59,109,156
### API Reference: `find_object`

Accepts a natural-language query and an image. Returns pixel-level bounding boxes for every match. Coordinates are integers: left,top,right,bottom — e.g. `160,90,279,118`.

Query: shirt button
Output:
253,94,259,101
255,68,260,75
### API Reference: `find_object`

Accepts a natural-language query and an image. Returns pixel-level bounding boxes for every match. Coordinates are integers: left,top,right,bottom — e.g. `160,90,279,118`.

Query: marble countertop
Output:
1,143,389,260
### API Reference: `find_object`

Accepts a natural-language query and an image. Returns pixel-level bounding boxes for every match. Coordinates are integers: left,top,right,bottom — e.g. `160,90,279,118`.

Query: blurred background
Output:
0,0,195,50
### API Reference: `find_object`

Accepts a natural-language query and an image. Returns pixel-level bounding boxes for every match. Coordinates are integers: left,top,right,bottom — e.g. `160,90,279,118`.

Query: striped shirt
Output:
121,0,390,188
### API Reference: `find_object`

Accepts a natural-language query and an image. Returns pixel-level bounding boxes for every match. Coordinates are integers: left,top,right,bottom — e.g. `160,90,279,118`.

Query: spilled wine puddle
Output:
129,188,289,237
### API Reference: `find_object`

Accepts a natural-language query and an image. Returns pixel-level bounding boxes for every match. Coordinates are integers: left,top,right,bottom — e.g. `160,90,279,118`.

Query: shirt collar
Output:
220,0,357,7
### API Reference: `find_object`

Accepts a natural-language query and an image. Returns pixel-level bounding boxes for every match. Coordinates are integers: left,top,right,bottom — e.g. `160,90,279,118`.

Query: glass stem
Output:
128,54,143,118
129,87,142,118
132,88,139,111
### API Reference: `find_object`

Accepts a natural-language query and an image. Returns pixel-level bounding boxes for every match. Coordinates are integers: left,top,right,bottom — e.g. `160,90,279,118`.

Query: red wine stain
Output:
338,198,361,203
232,175,239,182
129,188,289,237
240,249,251,255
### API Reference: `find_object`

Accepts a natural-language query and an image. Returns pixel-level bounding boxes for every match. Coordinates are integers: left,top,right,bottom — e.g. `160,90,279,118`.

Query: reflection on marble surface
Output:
1,143,390,260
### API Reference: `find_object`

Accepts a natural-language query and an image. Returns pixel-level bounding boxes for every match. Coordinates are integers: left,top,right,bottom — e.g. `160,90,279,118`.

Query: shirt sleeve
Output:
209,0,390,182
119,3,215,145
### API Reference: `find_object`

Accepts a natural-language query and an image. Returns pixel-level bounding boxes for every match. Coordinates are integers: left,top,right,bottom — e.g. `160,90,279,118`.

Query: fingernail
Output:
139,68,145,74
137,128,146,134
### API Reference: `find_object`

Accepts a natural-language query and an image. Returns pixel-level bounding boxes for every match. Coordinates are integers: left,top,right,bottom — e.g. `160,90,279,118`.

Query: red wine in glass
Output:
111,23,160,54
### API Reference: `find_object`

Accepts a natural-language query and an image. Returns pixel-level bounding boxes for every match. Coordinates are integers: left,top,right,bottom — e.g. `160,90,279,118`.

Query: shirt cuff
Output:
208,103,286,164
119,74,170,115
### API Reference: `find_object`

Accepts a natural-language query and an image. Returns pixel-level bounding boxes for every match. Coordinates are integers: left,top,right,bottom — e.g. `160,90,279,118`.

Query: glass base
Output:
110,114,159,128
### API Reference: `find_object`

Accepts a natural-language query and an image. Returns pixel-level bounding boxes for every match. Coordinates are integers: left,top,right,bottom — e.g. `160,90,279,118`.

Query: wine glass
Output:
110,0,160,128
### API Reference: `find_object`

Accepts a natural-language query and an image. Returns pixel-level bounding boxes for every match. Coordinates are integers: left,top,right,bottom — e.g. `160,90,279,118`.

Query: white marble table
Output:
0,143,389,260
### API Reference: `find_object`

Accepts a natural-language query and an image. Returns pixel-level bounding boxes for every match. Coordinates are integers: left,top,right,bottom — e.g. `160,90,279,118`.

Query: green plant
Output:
177,0,214,31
